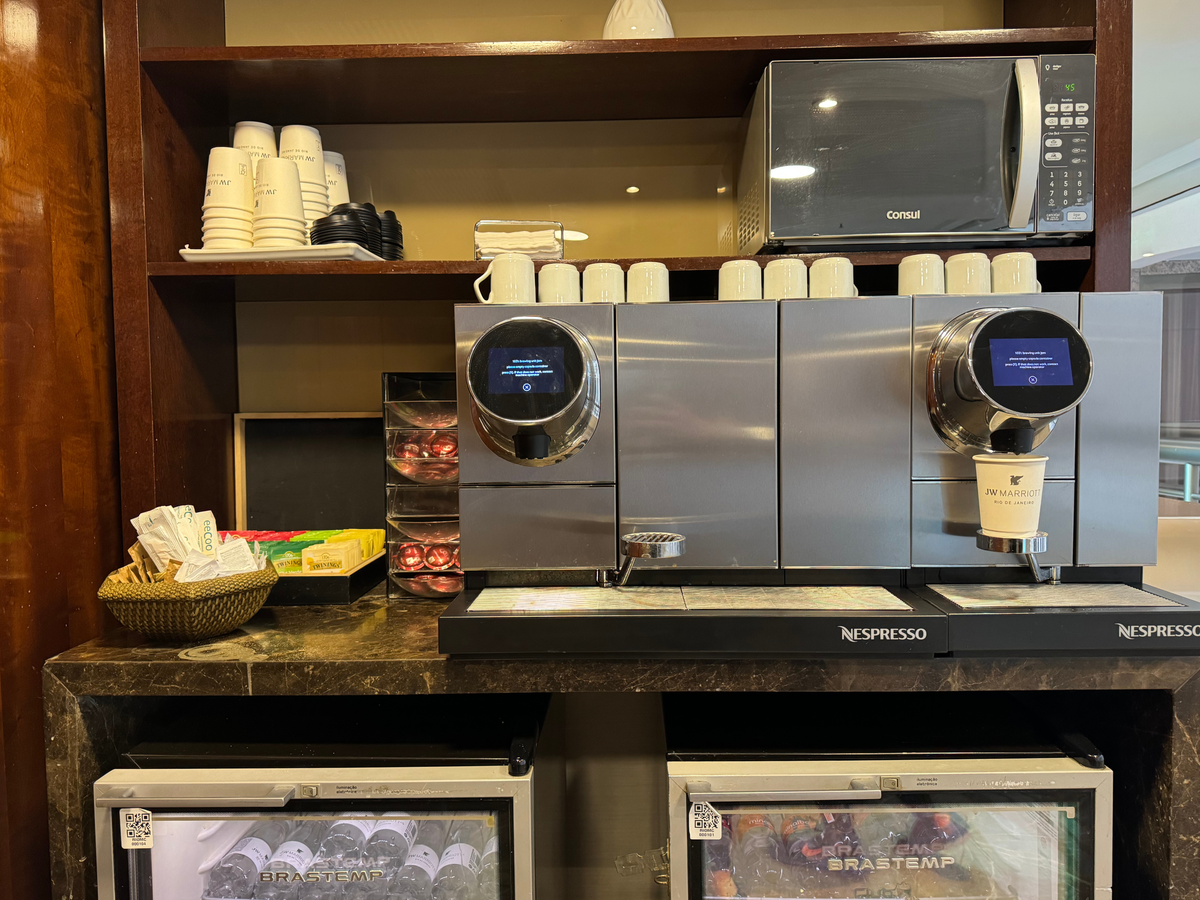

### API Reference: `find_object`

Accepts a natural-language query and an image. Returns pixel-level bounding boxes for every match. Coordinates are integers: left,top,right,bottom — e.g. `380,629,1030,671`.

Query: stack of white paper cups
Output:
583,263,624,303
252,157,306,248
201,147,254,250
280,125,328,231
232,121,276,186
323,151,350,207
627,261,670,303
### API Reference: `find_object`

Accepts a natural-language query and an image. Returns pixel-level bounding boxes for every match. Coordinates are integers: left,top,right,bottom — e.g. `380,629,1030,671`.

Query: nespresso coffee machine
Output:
440,293,1200,657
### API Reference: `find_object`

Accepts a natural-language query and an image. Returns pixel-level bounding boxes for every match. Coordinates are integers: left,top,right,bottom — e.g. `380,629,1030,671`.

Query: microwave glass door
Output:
691,792,1094,900
769,59,1023,238
109,805,513,900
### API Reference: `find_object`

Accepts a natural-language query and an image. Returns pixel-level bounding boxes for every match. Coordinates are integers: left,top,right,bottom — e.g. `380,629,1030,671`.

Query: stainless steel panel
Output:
1076,292,1163,565
617,301,778,568
780,296,911,567
912,479,1075,566
912,293,1078,479
456,303,616,485
460,484,616,569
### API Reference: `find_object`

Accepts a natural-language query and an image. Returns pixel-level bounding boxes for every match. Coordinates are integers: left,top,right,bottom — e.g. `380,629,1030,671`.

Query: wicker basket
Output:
99,562,278,641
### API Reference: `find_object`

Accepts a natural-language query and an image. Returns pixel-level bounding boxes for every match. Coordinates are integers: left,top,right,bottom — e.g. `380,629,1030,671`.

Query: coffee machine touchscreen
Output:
488,347,566,394
988,337,1074,386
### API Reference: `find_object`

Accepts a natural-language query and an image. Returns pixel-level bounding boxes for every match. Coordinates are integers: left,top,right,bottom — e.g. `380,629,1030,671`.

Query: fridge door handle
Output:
687,788,883,803
95,784,297,808
1008,57,1041,228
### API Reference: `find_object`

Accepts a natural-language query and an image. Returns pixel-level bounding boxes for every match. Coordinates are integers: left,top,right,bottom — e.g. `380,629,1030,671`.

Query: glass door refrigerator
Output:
93,698,561,900
665,697,1112,900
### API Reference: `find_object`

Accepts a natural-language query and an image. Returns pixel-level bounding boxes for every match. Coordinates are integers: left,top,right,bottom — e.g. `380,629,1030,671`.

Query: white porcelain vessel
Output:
602,0,674,38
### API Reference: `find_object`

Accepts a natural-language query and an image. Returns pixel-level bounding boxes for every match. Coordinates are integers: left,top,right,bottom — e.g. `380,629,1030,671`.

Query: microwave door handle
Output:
95,784,296,808
688,788,883,804
1009,57,1041,228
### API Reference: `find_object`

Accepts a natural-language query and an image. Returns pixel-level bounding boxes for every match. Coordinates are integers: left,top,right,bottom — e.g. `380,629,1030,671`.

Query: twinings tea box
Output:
301,540,362,574
269,541,320,574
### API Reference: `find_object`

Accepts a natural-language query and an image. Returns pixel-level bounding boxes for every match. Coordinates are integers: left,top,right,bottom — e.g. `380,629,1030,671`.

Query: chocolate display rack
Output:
383,373,464,603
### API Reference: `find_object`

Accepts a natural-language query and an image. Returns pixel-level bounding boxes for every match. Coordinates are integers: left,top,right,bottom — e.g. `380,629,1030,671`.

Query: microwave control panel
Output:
1036,54,1096,233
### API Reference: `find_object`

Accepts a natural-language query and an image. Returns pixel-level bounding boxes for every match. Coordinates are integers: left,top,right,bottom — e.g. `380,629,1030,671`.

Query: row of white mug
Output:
474,255,669,304
716,251,1041,301
473,251,1041,304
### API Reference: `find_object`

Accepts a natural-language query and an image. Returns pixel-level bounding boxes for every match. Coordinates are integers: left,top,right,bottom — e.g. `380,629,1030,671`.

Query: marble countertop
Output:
44,590,1200,697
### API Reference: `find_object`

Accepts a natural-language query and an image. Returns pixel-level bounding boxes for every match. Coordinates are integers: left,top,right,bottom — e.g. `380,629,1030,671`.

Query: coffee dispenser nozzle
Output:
928,307,1093,459
466,316,602,467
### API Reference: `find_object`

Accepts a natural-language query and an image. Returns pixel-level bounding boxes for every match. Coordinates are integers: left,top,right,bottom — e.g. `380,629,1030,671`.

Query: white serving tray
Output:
179,243,384,262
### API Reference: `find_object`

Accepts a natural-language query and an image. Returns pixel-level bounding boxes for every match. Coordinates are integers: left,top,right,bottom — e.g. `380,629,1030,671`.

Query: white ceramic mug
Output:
991,251,1039,294
946,252,992,294
718,259,762,301
253,157,305,221
203,147,254,212
763,258,807,299
538,263,581,303
278,125,325,185
809,257,856,298
474,253,536,304
627,261,670,303
974,454,1048,537
898,253,946,295
583,262,624,303
323,151,350,207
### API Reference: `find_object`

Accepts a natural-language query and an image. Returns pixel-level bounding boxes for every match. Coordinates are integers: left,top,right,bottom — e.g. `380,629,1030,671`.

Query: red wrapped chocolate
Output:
393,542,426,571
428,432,458,459
424,544,457,570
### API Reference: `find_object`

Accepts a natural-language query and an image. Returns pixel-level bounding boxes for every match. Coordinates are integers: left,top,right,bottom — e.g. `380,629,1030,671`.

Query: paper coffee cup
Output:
627,261,670,303
973,453,1048,538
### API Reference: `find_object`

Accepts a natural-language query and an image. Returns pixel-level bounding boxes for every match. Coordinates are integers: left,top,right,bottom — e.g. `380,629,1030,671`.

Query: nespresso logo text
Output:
260,869,385,884
1118,624,1200,639
827,856,954,872
887,210,921,219
840,626,928,642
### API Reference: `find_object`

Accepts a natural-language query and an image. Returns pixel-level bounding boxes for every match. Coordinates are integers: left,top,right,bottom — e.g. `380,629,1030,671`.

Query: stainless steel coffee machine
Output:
443,292,1195,657
456,292,1160,578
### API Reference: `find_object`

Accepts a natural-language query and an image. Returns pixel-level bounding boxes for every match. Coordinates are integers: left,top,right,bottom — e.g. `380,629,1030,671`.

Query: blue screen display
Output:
487,347,566,394
988,337,1074,386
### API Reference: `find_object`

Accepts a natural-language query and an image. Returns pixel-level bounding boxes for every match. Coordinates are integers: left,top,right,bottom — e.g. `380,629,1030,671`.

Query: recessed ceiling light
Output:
1142,252,1155,257
626,186,640,194
770,165,816,179
818,98,838,109
563,230,589,241
716,186,727,194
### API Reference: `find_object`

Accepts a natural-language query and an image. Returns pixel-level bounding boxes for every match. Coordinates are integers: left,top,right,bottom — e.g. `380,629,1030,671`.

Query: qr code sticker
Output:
120,808,153,850
689,801,722,841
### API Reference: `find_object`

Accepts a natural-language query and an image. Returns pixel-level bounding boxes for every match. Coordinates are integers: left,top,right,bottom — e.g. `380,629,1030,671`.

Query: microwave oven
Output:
736,55,1096,251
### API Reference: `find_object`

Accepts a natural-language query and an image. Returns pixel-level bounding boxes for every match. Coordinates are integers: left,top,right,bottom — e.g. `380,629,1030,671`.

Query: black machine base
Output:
437,573,1200,658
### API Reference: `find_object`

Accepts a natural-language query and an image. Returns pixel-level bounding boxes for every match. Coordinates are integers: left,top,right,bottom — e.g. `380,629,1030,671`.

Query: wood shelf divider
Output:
140,28,1095,124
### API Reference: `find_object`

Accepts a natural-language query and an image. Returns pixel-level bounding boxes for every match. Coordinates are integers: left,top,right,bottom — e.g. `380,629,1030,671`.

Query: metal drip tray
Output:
932,583,1181,610
682,586,913,611
469,587,685,613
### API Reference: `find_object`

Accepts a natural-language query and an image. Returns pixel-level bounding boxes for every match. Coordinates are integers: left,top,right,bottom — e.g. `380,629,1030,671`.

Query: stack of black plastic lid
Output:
310,203,403,260
380,210,404,261
309,212,369,250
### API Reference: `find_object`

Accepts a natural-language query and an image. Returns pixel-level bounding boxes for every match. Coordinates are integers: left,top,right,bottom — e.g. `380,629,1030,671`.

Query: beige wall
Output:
227,0,1001,45
318,119,739,261
236,300,455,412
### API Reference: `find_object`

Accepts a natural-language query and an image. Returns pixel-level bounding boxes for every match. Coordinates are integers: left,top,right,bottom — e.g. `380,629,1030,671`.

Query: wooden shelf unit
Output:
139,28,1095,124
103,0,1132,538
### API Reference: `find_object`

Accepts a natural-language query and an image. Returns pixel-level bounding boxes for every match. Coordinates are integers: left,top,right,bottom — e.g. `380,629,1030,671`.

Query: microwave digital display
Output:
988,337,1074,386
488,347,566,394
